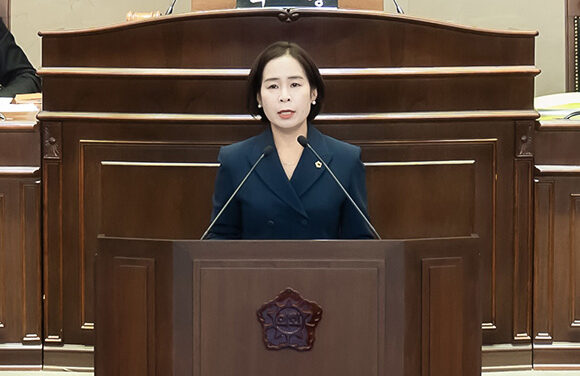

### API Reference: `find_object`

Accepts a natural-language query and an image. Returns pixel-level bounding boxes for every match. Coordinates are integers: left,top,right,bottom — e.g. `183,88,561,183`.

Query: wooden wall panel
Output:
366,159,476,239
0,177,42,367
0,119,41,367
112,257,156,376
0,192,5,333
101,163,218,237
40,11,535,69
554,182,580,342
0,179,24,341
21,181,41,344
533,120,580,368
41,75,534,114
421,257,464,376
533,176,580,367
95,239,174,376
0,132,40,165
362,136,500,337
572,194,580,328
402,239,481,375
534,180,555,343
513,158,533,341
196,260,382,375
42,120,64,345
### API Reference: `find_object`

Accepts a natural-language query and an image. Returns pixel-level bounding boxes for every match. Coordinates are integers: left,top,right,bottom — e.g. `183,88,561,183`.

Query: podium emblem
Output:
257,288,322,351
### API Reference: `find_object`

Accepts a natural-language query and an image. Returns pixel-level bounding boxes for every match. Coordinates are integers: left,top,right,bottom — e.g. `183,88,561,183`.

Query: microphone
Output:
393,0,404,14
166,0,177,15
200,145,274,240
297,136,381,239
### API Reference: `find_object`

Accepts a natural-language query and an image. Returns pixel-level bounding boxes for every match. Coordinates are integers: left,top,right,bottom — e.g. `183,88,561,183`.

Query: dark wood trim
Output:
0,344,42,368
535,165,580,175
534,179,555,343
21,181,42,345
534,343,580,368
36,111,540,123
481,344,532,371
0,167,39,177
43,345,94,371
42,122,63,344
538,120,580,130
0,123,37,131
37,66,541,78
38,8,538,38
513,157,534,341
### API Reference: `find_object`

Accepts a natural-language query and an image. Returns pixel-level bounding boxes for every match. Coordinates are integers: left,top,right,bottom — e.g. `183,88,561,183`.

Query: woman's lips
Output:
278,110,295,119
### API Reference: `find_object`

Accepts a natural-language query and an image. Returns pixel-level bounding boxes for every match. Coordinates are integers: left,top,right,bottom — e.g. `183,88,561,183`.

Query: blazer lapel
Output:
250,129,308,218
291,126,333,197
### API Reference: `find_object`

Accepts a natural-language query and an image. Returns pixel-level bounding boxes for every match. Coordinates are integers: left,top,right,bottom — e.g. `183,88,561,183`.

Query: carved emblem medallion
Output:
257,288,322,351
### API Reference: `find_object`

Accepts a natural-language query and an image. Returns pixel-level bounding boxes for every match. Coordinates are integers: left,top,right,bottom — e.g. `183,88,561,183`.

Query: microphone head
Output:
263,145,274,156
297,135,308,147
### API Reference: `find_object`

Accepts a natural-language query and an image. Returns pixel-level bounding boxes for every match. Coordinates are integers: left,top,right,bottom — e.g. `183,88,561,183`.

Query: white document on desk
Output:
0,98,38,113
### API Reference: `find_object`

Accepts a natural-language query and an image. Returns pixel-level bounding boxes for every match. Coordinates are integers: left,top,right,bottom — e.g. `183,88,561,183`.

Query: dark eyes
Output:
265,82,302,89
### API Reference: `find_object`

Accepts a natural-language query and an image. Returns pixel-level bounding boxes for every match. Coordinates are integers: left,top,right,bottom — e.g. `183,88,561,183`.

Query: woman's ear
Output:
256,93,262,108
310,88,318,102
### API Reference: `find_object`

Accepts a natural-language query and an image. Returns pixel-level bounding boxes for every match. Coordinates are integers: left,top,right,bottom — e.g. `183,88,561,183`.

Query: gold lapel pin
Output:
315,161,322,169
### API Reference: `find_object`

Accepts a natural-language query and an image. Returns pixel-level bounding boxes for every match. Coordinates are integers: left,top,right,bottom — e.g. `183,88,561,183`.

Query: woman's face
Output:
258,54,317,133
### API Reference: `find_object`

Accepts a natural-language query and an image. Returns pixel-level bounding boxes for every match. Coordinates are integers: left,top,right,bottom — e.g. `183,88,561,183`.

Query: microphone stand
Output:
200,146,273,240
297,136,382,240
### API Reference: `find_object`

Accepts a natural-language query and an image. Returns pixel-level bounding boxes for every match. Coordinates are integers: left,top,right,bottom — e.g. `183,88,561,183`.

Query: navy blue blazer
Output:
207,126,373,239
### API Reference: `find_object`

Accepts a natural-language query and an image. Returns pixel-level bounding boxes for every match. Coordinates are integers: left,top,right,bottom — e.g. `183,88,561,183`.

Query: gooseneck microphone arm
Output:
297,136,381,240
393,0,404,14
200,145,274,240
166,0,177,15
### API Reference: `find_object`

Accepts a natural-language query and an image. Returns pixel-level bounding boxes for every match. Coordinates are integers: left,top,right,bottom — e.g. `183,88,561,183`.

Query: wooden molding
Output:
37,110,540,123
37,65,541,78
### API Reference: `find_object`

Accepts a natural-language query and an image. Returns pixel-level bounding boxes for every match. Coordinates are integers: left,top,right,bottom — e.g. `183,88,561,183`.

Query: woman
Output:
206,41,374,239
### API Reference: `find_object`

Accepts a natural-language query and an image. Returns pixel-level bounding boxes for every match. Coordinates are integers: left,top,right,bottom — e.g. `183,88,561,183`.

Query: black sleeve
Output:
339,146,374,239
205,147,242,239
0,18,41,97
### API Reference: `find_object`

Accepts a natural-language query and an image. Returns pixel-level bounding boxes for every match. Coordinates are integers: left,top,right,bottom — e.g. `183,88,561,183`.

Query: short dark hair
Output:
247,41,325,123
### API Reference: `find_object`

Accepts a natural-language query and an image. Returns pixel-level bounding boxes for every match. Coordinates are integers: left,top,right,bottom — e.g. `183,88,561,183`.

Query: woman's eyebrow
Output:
263,75,305,82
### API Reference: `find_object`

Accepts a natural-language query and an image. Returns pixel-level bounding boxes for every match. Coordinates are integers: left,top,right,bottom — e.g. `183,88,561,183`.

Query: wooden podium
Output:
96,237,480,376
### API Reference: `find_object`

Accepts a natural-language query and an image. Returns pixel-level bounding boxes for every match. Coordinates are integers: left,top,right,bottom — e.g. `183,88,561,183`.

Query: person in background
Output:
0,18,41,97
